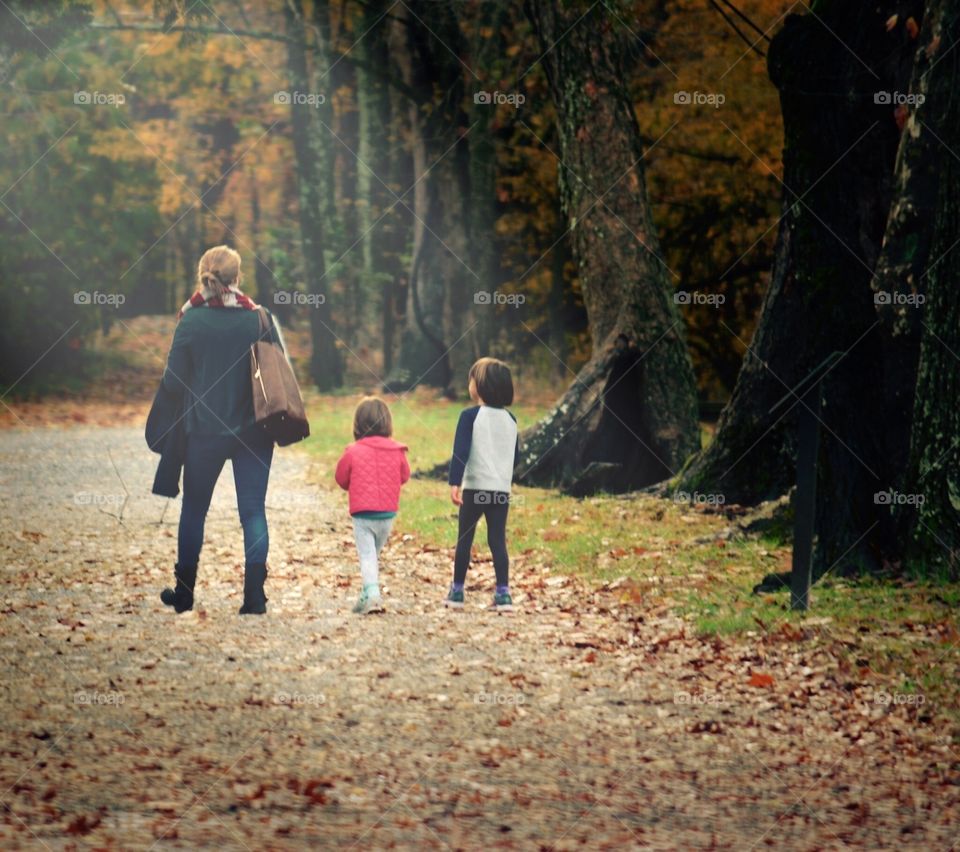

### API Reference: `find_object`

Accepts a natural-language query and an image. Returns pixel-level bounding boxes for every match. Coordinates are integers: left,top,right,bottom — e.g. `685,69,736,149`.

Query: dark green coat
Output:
162,307,280,436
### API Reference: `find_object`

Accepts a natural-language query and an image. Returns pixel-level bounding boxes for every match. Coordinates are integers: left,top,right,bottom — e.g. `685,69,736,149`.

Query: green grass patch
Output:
304,390,959,721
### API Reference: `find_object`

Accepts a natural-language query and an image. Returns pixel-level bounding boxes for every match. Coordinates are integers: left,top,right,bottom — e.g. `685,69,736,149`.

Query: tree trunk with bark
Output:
903,0,960,575
356,0,394,371
284,0,342,390
518,0,699,493
386,0,470,390
678,4,900,508
681,0,925,576
872,0,948,546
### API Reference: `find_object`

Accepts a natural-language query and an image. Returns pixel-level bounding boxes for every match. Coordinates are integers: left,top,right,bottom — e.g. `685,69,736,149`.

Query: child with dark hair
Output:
335,397,410,614
445,358,519,612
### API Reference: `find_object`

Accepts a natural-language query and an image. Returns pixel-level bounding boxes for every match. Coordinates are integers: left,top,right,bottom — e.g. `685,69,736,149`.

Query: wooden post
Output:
790,381,822,611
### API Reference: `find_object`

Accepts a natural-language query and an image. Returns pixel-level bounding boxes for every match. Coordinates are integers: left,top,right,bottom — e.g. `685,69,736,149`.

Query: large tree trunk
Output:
356,0,394,372
317,0,361,347
679,3,906,510
518,0,699,493
464,2,512,362
903,0,960,575
873,0,948,547
386,0,470,390
284,0,342,390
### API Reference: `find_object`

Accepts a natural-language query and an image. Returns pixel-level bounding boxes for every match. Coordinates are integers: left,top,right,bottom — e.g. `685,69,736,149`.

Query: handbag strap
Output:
256,307,271,340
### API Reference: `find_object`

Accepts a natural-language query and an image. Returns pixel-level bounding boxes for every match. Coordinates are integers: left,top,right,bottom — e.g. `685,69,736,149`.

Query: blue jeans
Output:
177,428,274,567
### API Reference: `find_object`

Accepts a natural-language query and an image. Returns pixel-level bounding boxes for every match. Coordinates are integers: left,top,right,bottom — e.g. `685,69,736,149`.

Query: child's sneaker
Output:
491,591,514,613
353,586,384,615
443,585,465,609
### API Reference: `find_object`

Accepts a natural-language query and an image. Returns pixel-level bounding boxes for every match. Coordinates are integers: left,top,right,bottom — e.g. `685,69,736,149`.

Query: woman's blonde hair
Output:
197,245,242,295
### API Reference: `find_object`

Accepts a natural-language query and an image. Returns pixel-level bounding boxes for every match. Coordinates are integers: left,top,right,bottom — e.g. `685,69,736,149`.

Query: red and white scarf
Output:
178,285,258,320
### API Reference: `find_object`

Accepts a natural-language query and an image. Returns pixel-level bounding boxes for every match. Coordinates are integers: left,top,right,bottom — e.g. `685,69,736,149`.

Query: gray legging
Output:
453,489,509,587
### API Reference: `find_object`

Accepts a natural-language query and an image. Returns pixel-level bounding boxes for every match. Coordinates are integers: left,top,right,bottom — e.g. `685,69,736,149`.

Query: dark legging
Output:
178,428,274,567
453,489,510,587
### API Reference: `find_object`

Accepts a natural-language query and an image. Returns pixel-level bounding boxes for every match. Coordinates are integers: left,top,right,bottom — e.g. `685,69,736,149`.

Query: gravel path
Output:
0,427,955,849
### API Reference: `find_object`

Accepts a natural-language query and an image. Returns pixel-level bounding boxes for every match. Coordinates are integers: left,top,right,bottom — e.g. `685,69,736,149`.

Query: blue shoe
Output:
353,585,384,615
491,591,514,613
444,585,465,609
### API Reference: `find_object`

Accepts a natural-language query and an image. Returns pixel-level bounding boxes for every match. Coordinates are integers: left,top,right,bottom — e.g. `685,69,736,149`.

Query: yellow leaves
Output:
159,181,196,217
87,128,145,163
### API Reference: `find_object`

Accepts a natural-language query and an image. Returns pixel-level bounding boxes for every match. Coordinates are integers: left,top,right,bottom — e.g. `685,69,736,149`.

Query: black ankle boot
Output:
239,563,268,615
160,563,197,613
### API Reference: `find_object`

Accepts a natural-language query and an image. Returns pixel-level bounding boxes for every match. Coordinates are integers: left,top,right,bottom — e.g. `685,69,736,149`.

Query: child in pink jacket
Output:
335,397,410,614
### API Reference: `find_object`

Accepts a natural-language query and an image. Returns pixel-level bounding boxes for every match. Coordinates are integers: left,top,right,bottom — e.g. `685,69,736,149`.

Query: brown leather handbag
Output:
250,308,310,446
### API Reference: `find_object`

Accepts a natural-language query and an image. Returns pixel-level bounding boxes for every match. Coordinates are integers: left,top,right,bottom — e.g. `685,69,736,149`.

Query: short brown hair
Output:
353,396,393,439
469,357,514,407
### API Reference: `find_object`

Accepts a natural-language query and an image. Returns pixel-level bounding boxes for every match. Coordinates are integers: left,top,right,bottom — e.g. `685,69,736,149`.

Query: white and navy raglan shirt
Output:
448,405,519,493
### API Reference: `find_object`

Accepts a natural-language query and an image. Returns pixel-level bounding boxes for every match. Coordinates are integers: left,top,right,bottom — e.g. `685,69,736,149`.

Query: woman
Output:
157,245,279,616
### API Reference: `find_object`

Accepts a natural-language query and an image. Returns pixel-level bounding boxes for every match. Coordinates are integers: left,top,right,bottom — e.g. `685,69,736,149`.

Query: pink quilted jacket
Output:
334,436,411,515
